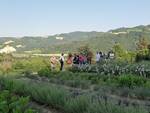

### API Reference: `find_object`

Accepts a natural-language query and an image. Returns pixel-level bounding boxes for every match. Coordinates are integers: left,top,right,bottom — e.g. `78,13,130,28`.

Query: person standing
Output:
66,53,73,67
73,54,78,64
108,50,115,59
50,56,57,70
79,55,84,67
87,51,93,64
96,52,100,63
59,53,65,71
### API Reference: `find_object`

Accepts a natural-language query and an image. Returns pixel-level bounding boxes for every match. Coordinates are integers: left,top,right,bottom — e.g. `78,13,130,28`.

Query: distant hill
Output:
0,25,150,53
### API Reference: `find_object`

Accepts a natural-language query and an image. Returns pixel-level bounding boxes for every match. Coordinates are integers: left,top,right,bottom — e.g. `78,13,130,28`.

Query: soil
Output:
30,101,62,113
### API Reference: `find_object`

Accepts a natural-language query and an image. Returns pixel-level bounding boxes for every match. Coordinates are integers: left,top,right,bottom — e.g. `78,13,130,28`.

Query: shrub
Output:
64,96,90,113
131,87,150,100
0,90,37,113
135,49,150,62
13,61,25,69
23,69,32,76
1,78,69,110
30,86,68,109
38,68,51,77
0,61,13,74
87,102,148,113
118,75,146,88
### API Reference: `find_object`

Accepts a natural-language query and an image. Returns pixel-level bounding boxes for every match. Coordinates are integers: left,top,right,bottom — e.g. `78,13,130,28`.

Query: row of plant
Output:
0,77,148,113
38,69,91,89
93,84,150,101
37,69,150,100
69,60,150,78
16,76,150,109
38,69,150,88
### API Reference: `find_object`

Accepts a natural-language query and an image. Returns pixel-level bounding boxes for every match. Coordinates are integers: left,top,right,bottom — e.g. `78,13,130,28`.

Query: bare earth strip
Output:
30,101,62,113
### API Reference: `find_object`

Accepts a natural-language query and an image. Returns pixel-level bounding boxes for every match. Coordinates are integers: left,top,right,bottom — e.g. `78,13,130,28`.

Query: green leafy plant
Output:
0,90,37,113
38,67,51,77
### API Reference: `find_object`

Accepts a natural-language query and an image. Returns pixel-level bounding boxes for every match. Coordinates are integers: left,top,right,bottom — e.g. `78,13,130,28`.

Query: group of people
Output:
96,51,115,63
50,51,115,71
50,53,65,71
72,54,92,65
50,53,92,71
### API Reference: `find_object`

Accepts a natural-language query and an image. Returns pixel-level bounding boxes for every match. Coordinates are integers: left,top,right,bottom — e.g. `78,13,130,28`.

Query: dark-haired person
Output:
59,53,65,71
73,54,78,64
108,51,115,59
73,54,80,65
79,54,85,68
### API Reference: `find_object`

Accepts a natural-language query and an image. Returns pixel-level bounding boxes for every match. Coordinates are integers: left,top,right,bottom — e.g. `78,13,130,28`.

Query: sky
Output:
0,0,150,37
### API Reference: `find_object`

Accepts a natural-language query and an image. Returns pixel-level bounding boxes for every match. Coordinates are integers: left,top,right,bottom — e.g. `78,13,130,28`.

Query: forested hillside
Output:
0,25,150,53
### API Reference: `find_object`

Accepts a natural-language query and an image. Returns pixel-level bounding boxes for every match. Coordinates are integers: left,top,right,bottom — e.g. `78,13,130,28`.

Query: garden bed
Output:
0,76,149,113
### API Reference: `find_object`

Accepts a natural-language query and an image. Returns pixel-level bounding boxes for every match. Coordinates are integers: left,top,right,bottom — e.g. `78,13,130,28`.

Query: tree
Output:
136,36,148,50
113,43,125,59
147,44,150,58
0,54,13,74
147,44,150,51
78,45,93,64
135,36,150,62
78,45,92,57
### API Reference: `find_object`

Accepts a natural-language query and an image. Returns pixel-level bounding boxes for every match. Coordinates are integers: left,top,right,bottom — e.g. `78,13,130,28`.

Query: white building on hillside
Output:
3,40,14,45
16,44,24,48
56,37,64,40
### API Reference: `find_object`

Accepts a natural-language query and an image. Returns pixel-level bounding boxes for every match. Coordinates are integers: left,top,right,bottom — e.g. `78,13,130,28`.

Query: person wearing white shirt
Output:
59,53,65,71
96,52,100,63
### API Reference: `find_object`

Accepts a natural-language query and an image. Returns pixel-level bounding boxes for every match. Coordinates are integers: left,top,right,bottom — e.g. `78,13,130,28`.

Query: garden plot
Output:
1,75,150,113
17,73,150,112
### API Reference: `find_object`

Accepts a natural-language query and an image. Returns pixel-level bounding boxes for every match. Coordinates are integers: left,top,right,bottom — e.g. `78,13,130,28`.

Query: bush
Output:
38,68,51,77
13,57,50,73
0,90,37,113
23,69,32,76
131,87,150,100
118,75,146,88
135,50,150,62
87,102,148,113
13,61,25,69
0,78,69,110
64,96,90,113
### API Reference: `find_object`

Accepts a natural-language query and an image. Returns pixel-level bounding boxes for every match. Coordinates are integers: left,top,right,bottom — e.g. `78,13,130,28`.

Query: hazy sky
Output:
0,0,150,37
